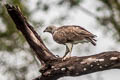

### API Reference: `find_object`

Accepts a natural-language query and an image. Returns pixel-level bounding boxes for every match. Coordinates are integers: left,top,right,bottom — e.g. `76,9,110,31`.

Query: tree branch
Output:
5,4,56,65
36,51,120,80
5,4,120,80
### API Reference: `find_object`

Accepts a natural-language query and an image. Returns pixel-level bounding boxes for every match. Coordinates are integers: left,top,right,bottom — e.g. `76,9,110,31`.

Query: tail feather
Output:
86,37,96,46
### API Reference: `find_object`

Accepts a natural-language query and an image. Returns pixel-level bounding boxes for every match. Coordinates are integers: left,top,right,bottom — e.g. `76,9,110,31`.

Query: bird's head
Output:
44,25,57,34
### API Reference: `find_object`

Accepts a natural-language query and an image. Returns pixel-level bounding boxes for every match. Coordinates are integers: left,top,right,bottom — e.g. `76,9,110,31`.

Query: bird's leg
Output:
62,45,69,59
62,43,73,60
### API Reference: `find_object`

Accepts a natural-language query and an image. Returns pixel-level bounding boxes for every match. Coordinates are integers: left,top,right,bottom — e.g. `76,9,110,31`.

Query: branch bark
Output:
5,4,57,65
5,4,120,80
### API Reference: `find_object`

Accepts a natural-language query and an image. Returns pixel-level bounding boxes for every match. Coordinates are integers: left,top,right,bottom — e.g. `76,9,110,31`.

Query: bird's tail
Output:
86,37,96,46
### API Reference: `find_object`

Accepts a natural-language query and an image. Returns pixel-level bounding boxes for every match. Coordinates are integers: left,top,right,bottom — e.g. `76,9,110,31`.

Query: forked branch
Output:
5,4,56,65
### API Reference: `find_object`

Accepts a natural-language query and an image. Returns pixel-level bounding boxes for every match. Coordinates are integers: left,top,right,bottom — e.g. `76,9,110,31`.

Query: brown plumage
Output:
44,25,97,60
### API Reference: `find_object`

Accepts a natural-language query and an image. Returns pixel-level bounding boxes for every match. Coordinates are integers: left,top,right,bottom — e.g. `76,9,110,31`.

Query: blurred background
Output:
0,0,120,80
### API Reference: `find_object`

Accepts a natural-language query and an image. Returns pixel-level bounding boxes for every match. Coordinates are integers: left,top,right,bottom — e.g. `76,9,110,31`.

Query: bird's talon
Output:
56,55,59,57
62,57,70,61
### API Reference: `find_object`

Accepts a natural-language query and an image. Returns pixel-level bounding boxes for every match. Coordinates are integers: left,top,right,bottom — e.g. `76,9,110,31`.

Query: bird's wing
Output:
69,25,97,45
72,25,95,37
58,25,96,37
53,25,96,45
70,25,96,45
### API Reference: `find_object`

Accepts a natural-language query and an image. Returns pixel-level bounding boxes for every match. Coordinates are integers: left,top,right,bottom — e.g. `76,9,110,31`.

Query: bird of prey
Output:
44,25,96,60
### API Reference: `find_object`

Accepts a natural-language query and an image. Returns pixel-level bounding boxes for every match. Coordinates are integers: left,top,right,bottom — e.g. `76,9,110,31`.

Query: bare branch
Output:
5,4,56,64
38,51,120,80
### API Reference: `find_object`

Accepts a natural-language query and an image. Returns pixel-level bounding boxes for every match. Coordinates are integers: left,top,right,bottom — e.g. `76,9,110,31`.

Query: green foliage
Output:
97,0,120,40
0,0,30,52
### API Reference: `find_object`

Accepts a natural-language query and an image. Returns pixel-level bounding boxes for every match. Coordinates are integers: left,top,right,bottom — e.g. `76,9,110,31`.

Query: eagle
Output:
44,25,96,60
